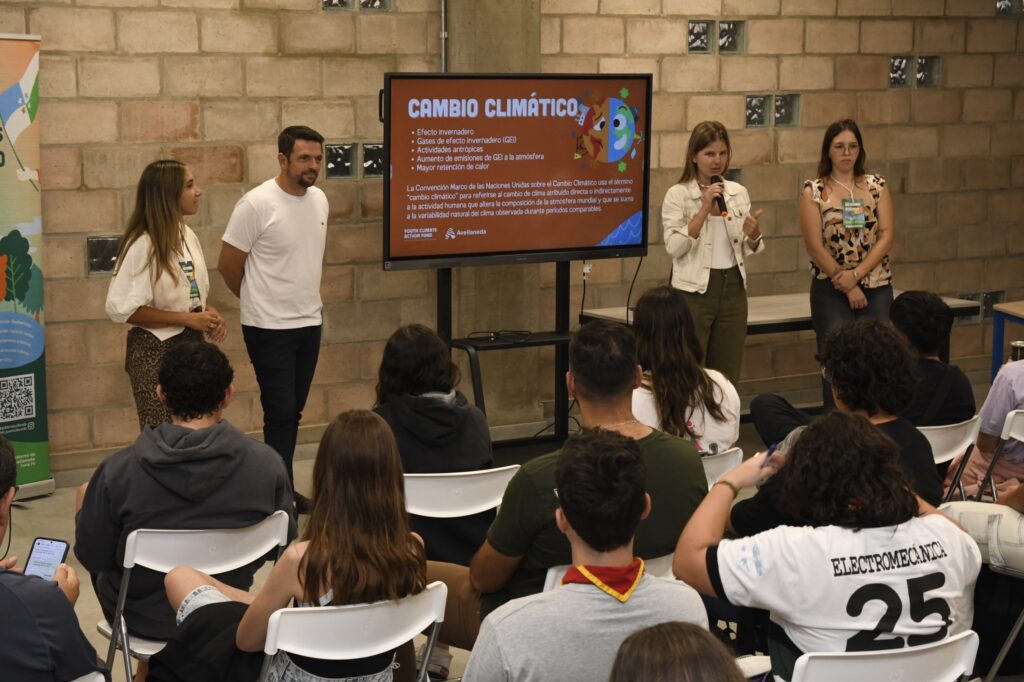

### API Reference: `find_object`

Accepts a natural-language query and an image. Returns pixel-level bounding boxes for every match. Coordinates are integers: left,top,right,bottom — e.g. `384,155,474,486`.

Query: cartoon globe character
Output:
582,97,637,164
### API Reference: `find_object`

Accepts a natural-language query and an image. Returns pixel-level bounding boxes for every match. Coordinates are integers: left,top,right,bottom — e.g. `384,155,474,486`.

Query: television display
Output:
383,73,652,271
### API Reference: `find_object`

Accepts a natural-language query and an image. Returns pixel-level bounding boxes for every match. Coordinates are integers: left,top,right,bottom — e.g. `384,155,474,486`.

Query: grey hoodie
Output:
75,420,296,640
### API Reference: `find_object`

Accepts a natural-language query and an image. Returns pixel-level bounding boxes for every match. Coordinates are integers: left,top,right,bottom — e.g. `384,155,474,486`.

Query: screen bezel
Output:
382,73,653,272
23,536,69,580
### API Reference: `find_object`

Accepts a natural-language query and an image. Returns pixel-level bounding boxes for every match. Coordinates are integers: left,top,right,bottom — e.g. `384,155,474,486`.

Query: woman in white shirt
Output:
632,285,740,454
106,160,226,428
662,121,765,384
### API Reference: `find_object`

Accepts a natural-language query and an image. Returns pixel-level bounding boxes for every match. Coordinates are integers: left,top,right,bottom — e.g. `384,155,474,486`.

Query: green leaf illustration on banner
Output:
23,263,42,321
0,229,32,312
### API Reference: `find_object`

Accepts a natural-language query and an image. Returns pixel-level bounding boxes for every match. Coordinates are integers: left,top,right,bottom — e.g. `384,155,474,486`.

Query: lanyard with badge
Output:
830,176,866,230
178,233,202,313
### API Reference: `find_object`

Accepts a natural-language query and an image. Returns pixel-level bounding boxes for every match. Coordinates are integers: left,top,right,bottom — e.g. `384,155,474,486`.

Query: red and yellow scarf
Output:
561,557,645,603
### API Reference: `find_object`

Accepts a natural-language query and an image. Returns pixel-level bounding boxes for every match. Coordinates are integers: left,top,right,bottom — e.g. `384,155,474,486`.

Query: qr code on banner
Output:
0,373,35,423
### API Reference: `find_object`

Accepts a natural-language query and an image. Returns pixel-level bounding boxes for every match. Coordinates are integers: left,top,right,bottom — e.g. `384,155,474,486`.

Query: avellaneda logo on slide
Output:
445,228,457,240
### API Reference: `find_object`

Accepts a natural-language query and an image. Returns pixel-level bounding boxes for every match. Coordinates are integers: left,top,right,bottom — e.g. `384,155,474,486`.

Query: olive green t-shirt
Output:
481,429,707,620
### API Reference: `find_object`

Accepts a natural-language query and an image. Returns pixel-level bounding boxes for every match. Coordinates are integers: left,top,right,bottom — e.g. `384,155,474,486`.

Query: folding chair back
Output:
258,581,448,682
701,447,743,488
790,630,978,682
976,410,1024,502
542,553,675,592
101,510,292,678
404,465,519,518
919,416,981,466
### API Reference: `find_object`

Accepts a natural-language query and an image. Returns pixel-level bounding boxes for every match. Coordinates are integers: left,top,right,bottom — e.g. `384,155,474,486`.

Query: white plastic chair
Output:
917,415,981,502
404,465,520,518
98,510,292,682
257,580,448,682
71,673,107,682
542,553,674,592
975,410,1024,503
941,501,1024,682
701,447,742,488
789,629,979,682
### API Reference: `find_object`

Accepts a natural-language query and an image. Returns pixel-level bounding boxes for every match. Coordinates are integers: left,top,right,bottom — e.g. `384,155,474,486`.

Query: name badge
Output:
842,198,866,230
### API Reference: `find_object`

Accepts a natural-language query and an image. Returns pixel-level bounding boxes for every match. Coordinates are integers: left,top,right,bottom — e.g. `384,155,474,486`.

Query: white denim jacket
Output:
662,179,765,294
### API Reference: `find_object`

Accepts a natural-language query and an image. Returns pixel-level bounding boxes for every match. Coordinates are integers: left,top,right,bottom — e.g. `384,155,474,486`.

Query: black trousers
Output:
242,324,321,486
749,393,812,449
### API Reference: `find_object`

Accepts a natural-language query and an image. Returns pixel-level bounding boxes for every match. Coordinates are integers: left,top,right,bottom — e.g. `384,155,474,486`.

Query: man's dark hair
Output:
569,321,638,402
375,324,459,405
278,125,324,157
817,319,917,416
555,428,646,552
777,412,917,529
890,291,953,357
0,435,14,493
158,341,234,421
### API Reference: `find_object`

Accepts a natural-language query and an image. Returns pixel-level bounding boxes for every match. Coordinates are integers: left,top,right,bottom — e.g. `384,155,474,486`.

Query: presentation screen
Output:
383,73,652,271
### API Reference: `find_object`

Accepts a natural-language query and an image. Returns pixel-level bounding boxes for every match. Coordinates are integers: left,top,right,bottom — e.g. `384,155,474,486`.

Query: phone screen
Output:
24,538,69,580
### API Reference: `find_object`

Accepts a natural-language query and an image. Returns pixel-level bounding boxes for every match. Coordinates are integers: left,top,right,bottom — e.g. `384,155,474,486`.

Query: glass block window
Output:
719,21,745,53
688,21,713,54
916,56,941,87
774,94,800,126
326,143,354,179
724,169,742,184
361,0,388,7
745,95,768,128
995,0,1016,14
322,0,350,7
889,56,910,87
362,144,385,177
87,236,122,276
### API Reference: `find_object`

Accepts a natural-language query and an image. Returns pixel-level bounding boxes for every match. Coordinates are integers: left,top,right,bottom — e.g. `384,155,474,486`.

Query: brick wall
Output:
0,0,1020,467
537,0,1024,391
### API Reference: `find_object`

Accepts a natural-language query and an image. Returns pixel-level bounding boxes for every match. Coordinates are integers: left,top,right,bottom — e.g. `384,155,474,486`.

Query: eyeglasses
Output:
832,143,859,155
821,366,832,384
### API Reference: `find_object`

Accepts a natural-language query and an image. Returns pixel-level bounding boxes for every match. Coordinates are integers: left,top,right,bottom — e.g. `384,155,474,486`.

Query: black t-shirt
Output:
0,570,107,682
730,417,942,537
902,358,976,427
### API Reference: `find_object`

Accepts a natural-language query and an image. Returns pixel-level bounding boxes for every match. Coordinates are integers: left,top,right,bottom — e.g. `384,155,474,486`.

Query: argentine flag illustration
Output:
0,50,39,147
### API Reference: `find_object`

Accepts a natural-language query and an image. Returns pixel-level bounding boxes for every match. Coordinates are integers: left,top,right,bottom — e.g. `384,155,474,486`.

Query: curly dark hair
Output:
569,321,639,402
158,341,234,421
375,324,459,405
777,412,918,529
633,286,725,438
817,319,918,416
890,291,953,357
0,435,14,494
555,428,646,552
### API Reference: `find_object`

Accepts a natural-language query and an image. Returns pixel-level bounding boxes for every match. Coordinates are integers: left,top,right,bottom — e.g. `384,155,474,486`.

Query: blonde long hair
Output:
114,159,187,283
678,121,731,184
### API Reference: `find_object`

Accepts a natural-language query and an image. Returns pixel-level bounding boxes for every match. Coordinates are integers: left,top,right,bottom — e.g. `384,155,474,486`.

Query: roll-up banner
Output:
0,34,52,499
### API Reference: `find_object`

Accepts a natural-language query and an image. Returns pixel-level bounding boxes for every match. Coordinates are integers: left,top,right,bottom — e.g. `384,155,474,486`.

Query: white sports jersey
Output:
713,514,981,661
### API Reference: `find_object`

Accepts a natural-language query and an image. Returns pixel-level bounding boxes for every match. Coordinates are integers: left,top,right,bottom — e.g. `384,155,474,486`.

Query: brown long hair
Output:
633,286,725,439
609,622,746,682
678,120,731,184
114,159,187,284
300,410,426,605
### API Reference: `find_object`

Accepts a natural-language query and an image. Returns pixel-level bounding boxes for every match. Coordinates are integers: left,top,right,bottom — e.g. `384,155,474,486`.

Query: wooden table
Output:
992,300,1024,379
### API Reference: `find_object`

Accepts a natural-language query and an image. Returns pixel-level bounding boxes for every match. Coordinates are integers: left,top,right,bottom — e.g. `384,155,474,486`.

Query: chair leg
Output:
106,567,133,669
984,607,1024,682
119,617,133,682
944,445,974,503
418,622,442,682
974,442,1005,502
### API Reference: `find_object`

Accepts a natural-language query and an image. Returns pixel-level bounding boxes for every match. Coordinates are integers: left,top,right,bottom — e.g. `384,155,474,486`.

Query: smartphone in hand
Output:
23,537,69,580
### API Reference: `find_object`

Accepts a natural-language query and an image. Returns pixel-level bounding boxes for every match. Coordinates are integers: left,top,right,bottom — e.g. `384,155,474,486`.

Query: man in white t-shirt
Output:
218,126,329,513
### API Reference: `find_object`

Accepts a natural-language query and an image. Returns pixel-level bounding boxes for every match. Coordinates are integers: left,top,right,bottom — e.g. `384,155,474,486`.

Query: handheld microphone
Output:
710,175,728,217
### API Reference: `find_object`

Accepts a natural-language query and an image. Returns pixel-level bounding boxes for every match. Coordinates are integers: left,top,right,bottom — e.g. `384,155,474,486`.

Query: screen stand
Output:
441,262,570,449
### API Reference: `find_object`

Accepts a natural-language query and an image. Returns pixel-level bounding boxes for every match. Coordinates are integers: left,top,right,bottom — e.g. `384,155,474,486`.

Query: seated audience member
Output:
0,437,109,682
949,359,1024,499
150,410,426,682
374,324,492,566
739,319,942,536
463,428,707,682
631,286,741,454
674,412,982,682
427,321,707,655
890,290,976,427
609,621,746,682
75,341,297,657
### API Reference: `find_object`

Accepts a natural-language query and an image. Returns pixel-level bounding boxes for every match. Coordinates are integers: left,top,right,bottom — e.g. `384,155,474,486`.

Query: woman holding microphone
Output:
800,119,894,405
106,160,226,429
663,121,765,385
